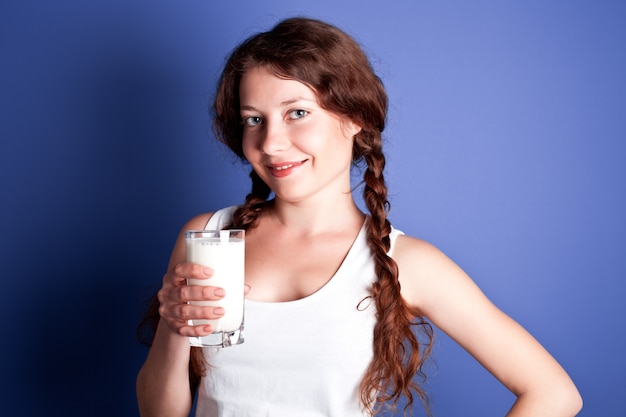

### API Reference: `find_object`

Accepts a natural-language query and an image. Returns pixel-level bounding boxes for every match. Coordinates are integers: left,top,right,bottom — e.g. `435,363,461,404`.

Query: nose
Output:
261,120,290,155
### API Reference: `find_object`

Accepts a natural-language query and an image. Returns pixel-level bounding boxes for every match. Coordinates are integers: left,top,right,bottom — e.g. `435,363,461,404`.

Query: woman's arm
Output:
136,213,223,417
394,235,583,416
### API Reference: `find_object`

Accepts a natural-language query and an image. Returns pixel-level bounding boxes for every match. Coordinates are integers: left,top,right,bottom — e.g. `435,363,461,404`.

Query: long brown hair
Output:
211,17,434,415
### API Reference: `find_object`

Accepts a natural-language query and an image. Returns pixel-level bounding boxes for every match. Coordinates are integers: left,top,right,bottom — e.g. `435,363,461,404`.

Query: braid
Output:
357,133,434,416
231,169,272,229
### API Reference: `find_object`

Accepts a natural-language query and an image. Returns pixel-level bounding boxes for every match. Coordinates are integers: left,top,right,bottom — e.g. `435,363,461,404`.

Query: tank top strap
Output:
205,205,240,230
388,226,405,257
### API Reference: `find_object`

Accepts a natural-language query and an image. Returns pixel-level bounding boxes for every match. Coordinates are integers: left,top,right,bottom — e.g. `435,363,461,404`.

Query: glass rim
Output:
185,229,245,237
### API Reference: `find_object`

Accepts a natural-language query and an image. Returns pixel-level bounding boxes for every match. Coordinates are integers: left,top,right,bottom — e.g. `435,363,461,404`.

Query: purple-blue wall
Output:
1,2,624,416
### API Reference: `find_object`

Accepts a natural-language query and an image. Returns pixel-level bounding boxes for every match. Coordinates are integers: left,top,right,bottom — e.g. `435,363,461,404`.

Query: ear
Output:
342,119,362,139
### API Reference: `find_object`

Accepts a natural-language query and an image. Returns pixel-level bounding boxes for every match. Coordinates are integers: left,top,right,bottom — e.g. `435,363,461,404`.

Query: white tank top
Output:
195,206,404,417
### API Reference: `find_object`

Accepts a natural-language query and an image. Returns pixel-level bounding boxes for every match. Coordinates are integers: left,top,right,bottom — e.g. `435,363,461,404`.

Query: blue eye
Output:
288,109,308,119
243,116,262,127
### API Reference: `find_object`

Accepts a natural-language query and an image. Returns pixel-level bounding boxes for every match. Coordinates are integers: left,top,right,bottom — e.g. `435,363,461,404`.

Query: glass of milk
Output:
185,229,245,348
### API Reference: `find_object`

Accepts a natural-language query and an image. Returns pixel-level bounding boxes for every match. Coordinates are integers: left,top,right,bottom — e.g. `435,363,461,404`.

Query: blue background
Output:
1,1,624,416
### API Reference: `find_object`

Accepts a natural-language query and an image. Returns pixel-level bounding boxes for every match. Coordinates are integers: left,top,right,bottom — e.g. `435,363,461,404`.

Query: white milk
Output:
186,233,244,333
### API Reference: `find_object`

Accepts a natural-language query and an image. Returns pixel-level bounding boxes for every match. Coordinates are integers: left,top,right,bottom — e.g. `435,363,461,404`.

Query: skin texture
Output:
136,68,582,417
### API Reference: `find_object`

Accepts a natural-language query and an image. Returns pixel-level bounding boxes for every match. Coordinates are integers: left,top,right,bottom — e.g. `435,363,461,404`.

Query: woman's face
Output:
239,66,361,205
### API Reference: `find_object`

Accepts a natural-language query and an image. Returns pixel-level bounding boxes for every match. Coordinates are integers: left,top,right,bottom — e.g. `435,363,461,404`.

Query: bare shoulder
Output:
166,212,215,270
392,234,479,317
182,212,215,231
393,234,444,264
392,234,462,285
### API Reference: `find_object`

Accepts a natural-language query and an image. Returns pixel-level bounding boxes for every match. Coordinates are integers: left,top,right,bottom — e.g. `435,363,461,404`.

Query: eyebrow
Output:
240,97,317,112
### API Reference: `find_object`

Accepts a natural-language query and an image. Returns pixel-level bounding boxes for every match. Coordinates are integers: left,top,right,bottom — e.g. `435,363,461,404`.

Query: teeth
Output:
274,164,294,171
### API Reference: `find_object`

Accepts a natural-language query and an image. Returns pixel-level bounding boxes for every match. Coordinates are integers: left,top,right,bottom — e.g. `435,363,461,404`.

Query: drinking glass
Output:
185,229,245,347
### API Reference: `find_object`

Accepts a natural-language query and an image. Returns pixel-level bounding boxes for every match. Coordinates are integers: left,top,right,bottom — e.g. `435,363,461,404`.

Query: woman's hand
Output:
157,262,226,337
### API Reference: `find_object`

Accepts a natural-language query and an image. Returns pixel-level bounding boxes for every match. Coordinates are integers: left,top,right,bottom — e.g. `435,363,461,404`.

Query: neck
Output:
267,194,365,237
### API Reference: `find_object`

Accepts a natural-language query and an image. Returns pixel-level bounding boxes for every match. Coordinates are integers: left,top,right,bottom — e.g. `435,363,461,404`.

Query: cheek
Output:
335,125,356,153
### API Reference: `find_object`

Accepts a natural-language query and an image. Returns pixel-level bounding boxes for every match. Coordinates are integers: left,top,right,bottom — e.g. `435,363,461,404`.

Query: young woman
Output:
136,17,582,417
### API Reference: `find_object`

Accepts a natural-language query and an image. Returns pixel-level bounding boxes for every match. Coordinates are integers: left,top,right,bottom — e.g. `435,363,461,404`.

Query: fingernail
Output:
214,307,225,316
214,288,225,297
202,267,212,276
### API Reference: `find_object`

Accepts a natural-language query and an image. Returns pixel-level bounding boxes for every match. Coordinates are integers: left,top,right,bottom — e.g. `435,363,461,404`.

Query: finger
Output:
161,269,182,288
176,323,214,337
163,319,214,337
158,301,225,324
178,284,225,302
174,263,214,280
176,303,225,322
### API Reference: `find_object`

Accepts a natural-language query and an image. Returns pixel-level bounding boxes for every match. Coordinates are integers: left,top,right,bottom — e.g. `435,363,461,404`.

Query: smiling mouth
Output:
268,160,307,171
266,160,307,177
273,164,295,171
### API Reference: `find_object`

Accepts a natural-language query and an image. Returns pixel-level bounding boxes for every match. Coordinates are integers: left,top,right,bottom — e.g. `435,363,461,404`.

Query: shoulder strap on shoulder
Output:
205,205,239,230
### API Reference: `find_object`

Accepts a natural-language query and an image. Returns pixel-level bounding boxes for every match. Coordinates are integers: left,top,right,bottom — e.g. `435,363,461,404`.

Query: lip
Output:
266,160,307,178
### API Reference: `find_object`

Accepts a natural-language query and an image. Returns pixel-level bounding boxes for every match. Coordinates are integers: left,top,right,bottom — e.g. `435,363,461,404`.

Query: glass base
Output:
189,323,244,348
